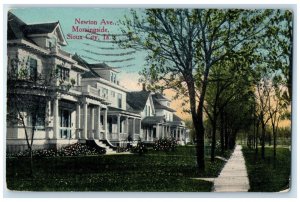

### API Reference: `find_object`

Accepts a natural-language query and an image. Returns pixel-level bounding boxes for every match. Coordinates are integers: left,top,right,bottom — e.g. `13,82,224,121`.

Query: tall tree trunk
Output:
255,119,259,156
272,126,277,158
210,119,217,162
195,122,205,171
261,121,266,160
220,110,225,153
186,74,205,171
225,117,229,150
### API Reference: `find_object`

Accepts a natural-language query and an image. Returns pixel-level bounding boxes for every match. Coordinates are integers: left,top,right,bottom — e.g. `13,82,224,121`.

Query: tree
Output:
204,51,256,161
255,73,273,160
267,80,289,159
119,9,274,171
250,10,292,159
268,10,293,101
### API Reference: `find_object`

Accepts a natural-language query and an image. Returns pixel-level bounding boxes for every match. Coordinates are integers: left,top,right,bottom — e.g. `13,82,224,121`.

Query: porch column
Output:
156,124,160,139
95,106,101,139
53,98,59,139
117,115,121,141
150,128,153,141
179,128,182,140
75,103,81,139
45,100,51,139
132,118,136,139
90,107,95,139
99,106,103,131
82,102,88,139
138,119,141,138
104,108,108,139
125,117,129,138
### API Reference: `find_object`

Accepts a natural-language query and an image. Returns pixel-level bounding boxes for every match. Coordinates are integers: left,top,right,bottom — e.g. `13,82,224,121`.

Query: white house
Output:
73,55,142,147
7,12,109,152
6,11,188,153
127,88,188,144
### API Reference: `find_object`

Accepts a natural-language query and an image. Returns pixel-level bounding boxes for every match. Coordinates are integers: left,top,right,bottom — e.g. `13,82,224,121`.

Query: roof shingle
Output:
23,22,59,35
142,116,165,126
126,90,151,112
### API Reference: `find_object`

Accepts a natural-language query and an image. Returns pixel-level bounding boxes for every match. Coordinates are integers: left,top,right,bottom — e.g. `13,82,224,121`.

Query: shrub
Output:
131,141,147,155
6,149,57,158
117,146,131,153
57,143,106,156
153,138,177,152
7,143,106,158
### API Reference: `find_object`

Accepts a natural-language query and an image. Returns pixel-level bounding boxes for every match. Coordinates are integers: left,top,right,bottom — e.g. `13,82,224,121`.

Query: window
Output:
113,74,116,83
47,38,56,48
27,110,45,130
117,93,122,108
102,88,108,98
110,72,114,82
29,58,37,80
59,109,72,139
48,41,53,48
110,72,117,83
111,90,115,97
57,66,70,81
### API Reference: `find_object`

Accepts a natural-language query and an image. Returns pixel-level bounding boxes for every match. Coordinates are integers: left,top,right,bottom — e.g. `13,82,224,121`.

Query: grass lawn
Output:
242,146,291,192
6,146,228,192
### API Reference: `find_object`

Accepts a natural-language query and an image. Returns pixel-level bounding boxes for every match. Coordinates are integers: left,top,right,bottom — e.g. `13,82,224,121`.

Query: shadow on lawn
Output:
6,146,229,192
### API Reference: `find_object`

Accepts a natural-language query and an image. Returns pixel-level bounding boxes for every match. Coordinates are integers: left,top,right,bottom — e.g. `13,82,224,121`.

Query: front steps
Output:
94,140,117,154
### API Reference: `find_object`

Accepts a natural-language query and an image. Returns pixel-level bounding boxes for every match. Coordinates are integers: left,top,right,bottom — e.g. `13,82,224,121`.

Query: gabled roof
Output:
7,12,37,45
89,63,119,73
7,11,67,46
142,116,165,126
152,93,170,101
173,114,183,122
72,54,101,78
152,98,176,112
126,90,151,112
23,22,59,35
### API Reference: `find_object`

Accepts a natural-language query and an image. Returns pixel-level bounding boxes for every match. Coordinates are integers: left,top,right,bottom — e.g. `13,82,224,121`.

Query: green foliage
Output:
131,141,147,154
153,138,177,152
6,146,228,191
7,143,106,158
243,147,291,192
117,9,285,170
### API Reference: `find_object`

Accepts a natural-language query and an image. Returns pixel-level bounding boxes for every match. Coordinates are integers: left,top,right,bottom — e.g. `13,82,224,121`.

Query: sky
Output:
10,7,190,120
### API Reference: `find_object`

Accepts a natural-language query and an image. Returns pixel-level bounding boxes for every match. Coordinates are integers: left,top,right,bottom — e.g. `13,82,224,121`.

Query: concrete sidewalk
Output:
213,145,250,192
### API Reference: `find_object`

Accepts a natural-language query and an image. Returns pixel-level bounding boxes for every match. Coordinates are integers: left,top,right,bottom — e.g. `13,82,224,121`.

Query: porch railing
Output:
72,85,102,98
60,128,76,139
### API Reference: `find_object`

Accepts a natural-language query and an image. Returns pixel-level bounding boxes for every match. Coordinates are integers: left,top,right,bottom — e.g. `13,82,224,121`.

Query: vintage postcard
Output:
5,6,292,193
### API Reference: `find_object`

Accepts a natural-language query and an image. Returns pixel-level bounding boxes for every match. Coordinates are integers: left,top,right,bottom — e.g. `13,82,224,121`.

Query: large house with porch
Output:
127,90,187,145
6,11,188,153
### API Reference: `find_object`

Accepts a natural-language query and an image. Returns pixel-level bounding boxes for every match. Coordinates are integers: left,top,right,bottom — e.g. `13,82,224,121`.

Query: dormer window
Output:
110,72,117,84
48,40,53,48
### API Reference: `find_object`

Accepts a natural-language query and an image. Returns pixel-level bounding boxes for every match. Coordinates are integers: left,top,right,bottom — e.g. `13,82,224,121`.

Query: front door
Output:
60,109,71,139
